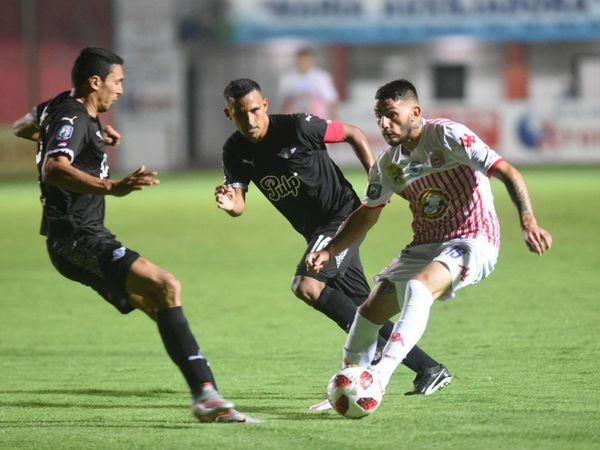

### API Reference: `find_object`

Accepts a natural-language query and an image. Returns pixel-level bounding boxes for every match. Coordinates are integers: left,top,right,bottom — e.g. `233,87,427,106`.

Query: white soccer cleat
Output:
191,384,235,422
213,409,263,424
309,399,333,411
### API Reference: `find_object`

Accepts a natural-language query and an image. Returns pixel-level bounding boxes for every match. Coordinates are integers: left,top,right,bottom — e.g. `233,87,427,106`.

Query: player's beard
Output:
383,125,411,146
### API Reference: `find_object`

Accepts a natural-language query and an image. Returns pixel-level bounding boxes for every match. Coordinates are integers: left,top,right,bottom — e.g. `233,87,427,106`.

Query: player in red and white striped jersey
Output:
306,79,552,392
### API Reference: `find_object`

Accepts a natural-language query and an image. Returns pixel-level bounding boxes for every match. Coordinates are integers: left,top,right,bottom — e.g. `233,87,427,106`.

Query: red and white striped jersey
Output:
363,118,503,248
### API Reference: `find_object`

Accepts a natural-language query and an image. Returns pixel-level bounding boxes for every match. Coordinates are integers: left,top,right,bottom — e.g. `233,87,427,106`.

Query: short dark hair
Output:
375,79,419,102
223,78,262,102
71,47,123,88
296,47,314,58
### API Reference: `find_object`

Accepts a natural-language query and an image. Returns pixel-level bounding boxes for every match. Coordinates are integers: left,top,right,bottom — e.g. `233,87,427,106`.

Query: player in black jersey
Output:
215,79,451,406
13,48,259,424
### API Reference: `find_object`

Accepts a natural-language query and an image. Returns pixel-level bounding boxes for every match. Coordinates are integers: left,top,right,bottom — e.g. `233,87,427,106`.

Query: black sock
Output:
313,286,359,333
376,320,438,372
156,306,216,396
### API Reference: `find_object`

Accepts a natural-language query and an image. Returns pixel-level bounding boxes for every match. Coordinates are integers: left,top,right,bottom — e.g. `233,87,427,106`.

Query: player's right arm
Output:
12,112,40,142
44,155,159,197
214,184,246,217
306,205,383,272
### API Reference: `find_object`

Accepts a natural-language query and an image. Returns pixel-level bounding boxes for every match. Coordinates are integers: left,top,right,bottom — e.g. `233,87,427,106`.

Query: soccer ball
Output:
326,366,383,419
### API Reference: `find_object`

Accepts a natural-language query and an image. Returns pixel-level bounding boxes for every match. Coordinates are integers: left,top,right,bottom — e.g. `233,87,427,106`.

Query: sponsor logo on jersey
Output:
57,124,74,140
112,246,126,261
95,130,104,140
460,133,476,149
305,114,313,121
366,183,382,200
385,160,422,187
385,163,405,186
259,174,300,201
242,158,255,166
277,147,297,159
418,189,450,219
60,115,77,125
57,141,68,147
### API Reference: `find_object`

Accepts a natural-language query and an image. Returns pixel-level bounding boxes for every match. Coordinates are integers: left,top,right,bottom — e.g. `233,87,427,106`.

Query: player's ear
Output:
411,104,421,119
89,75,102,92
223,107,232,120
263,97,269,111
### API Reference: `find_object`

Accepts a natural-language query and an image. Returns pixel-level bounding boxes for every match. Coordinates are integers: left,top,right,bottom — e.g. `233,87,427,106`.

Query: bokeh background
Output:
1,0,600,175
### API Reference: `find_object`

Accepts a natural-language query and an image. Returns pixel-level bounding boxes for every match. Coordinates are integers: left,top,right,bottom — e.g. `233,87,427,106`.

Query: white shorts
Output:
374,237,499,300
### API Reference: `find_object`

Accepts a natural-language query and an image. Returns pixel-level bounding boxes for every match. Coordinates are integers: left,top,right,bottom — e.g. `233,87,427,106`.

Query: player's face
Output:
374,98,421,146
96,64,124,113
224,90,270,143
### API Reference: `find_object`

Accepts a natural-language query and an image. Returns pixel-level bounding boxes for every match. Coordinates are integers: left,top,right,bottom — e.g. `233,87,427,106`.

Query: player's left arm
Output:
490,160,552,255
12,112,40,142
102,124,121,146
324,121,374,172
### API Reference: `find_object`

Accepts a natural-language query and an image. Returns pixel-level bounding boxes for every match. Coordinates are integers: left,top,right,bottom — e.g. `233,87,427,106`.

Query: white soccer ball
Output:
326,366,383,419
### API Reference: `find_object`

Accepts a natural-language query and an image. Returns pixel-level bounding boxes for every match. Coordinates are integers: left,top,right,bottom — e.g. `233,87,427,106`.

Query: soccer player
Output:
214,78,451,407
12,47,259,424
306,79,552,392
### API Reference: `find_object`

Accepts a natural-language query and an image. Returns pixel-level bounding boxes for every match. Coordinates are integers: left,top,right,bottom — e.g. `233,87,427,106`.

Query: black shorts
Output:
46,232,140,314
296,221,371,303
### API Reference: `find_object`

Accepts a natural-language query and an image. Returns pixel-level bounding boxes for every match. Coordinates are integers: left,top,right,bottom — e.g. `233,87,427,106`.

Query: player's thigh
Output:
126,257,181,308
358,279,400,325
46,235,139,314
412,261,453,300
432,239,498,299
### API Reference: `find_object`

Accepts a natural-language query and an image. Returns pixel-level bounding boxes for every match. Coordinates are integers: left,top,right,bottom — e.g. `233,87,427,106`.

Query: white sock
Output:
343,312,381,367
375,280,434,389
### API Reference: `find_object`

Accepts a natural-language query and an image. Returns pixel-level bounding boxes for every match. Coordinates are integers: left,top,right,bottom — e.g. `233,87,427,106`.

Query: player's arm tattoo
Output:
496,164,536,228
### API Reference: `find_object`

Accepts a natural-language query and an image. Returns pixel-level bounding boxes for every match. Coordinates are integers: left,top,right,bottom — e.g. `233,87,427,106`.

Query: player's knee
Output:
291,276,322,305
153,271,181,308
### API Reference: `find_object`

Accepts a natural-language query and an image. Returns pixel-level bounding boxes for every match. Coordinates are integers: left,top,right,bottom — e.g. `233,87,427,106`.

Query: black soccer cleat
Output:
370,346,384,365
404,364,452,396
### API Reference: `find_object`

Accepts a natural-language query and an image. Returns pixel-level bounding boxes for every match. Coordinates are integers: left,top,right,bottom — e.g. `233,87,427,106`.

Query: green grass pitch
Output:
0,167,598,449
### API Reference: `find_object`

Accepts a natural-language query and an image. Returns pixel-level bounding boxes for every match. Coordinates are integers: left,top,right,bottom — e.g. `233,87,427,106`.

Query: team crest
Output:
366,183,382,200
57,125,74,140
385,163,406,186
418,190,450,219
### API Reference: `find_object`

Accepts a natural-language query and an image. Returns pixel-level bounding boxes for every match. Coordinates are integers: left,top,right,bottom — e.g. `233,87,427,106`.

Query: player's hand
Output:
522,223,552,255
305,249,332,273
214,184,236,211
110,166,159,196
103,125,121,146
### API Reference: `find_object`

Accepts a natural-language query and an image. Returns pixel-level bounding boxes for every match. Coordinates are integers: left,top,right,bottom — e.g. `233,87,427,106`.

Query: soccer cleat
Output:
191,384,235,422
213,409,263,424
404,364,452,396
309,399,333,411
370,346,384,365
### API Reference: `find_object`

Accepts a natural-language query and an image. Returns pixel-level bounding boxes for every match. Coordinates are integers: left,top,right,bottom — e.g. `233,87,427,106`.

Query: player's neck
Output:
74,96,99,118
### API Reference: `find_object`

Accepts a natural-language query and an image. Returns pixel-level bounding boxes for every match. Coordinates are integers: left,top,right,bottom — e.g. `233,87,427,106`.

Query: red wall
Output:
0,0,112,123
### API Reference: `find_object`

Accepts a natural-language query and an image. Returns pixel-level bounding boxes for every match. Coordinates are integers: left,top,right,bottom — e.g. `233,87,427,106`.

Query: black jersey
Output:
34,91,110,238
222,113,360,238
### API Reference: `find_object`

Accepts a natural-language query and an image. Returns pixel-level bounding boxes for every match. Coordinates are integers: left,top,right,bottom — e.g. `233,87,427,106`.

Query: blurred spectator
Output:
278,47,339,119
